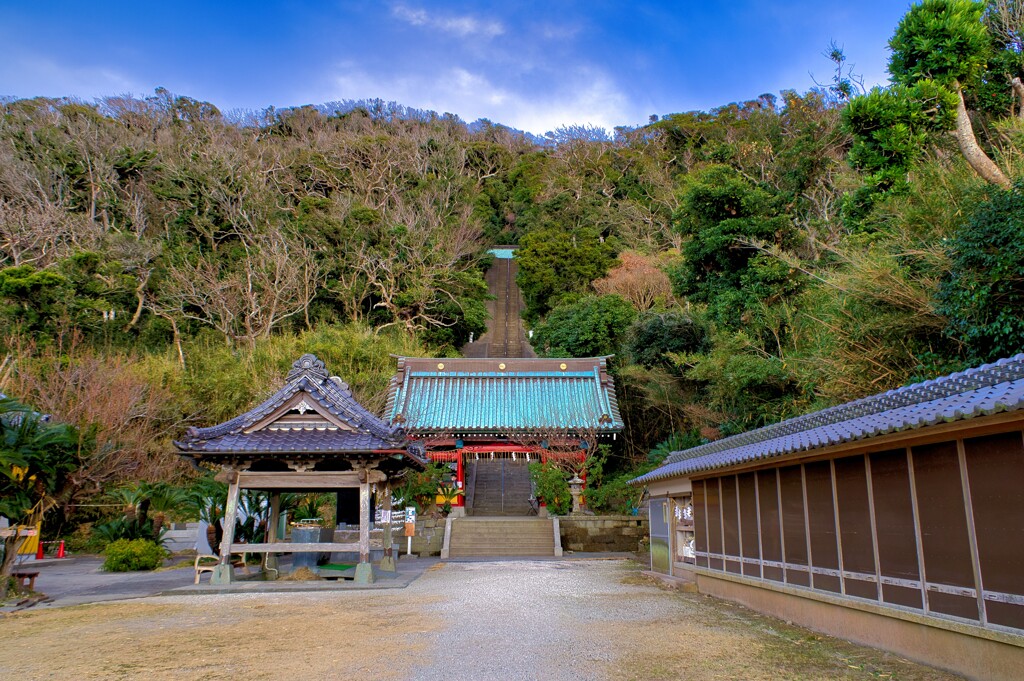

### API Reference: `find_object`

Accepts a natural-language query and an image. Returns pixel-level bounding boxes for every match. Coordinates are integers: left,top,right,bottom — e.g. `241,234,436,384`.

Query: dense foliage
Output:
1,1,1024,525
939,182,1024,362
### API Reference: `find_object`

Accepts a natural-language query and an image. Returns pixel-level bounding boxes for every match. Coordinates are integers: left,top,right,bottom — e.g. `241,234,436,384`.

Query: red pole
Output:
454,449,465,506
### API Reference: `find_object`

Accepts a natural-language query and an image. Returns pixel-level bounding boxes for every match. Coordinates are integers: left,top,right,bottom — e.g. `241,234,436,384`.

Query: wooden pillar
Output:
266,493,281,575
380,484,396,572
354,469,375,584
359,478,371,563
212,472,241,585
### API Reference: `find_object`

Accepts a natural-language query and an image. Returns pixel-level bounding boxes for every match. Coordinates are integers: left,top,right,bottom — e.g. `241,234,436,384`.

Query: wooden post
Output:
380,484,396,572
266,493,281,576
957,439,986,625
212,472,241,585
354,469,375,584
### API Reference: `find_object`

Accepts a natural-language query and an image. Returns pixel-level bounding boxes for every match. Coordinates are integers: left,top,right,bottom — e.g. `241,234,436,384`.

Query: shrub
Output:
102,538,167,572
393,463,451,513
528,462,571,515
65,522,106,554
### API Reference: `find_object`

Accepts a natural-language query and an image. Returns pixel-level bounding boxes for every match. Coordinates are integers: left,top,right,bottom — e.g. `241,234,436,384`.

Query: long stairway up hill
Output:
461,247,535,359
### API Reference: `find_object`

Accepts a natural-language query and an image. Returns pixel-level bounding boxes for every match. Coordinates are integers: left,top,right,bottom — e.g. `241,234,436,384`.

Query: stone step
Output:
470,461,533,519
450,527,551,536
452,536,550,544
448,518,556,558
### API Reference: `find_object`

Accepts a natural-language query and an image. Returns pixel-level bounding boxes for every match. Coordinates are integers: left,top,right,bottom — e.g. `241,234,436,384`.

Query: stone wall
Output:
558,515,649,553
408,518,445,557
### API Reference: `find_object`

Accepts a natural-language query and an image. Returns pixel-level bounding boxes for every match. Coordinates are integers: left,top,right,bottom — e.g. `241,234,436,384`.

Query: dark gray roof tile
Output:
633,354,1024,485
175,430,397,454
175,354,425,464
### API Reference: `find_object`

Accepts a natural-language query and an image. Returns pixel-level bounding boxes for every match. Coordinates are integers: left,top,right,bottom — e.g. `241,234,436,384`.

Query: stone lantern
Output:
568,475,585,515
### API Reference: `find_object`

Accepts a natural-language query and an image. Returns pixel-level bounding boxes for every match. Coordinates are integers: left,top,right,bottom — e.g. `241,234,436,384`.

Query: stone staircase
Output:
447,518,557,558
469,460,533,516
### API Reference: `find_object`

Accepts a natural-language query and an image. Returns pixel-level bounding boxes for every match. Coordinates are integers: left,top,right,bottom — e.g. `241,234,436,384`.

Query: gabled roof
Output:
175,354,423,461
385,356,622,436
632,354,1024,485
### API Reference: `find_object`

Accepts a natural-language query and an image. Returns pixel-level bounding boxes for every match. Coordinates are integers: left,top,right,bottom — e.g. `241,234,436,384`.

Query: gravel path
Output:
402,560,959,681
2,558,962,680
408,561,620,680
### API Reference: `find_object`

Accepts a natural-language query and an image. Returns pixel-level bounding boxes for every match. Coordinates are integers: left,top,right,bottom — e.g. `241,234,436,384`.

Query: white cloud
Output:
537,23,582,41
327,63,636,134
391,4,504,38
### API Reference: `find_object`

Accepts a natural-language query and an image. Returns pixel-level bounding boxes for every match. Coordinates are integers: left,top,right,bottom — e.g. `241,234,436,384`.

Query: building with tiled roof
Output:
386,356,623,515
174,354,427,584
632,355,1024,681
386,356,622,438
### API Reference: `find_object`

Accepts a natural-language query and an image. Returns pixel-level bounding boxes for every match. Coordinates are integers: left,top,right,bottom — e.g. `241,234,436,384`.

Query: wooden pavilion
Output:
633,354,1024,680
175,354,427,584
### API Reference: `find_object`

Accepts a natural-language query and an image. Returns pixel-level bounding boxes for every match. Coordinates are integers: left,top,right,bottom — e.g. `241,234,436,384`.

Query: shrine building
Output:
385,356,622,516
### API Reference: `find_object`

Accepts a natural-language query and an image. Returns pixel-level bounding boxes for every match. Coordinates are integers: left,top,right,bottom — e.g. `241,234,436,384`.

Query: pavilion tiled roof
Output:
175,354,424,461
385,356,623,436
632,354,1024,485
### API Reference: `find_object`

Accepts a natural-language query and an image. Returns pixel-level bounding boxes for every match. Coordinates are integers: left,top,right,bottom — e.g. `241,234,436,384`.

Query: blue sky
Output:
0,1,909,134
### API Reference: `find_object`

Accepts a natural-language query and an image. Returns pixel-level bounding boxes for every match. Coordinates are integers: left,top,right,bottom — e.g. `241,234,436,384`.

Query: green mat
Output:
319,563,356,571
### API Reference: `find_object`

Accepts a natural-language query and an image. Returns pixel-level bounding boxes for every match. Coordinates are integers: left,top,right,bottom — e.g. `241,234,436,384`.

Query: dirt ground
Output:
0,561,963,680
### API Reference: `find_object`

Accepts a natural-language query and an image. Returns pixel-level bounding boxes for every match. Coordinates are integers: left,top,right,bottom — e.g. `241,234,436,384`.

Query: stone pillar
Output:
380,484,396,572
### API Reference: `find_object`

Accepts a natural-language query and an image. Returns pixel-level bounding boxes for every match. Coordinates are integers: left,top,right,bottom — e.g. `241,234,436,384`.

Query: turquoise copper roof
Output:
488,247,516,260
386,357,622,436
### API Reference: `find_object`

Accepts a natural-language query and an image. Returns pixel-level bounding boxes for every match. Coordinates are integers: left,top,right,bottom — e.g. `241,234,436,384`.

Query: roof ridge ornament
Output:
287,354,329,382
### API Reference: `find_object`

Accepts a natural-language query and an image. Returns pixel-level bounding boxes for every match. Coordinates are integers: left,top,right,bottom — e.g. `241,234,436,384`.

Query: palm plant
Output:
142,482,187,537
186,476,228,554
234,490,268,543
105,484,148,524
0,397,80,581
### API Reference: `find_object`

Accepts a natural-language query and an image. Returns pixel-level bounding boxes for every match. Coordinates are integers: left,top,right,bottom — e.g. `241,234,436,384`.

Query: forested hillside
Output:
1,0,1023,512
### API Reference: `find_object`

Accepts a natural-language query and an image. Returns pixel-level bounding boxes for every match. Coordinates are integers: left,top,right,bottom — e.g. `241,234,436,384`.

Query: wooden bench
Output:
11,570,39,590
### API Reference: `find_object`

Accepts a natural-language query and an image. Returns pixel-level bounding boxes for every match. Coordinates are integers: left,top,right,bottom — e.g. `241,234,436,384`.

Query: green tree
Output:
667,165,800,326
515,226,616,319
625,311,711,371
850,0,1013,189
842,82,958,197
532,294,637,358
938,183,1024,361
